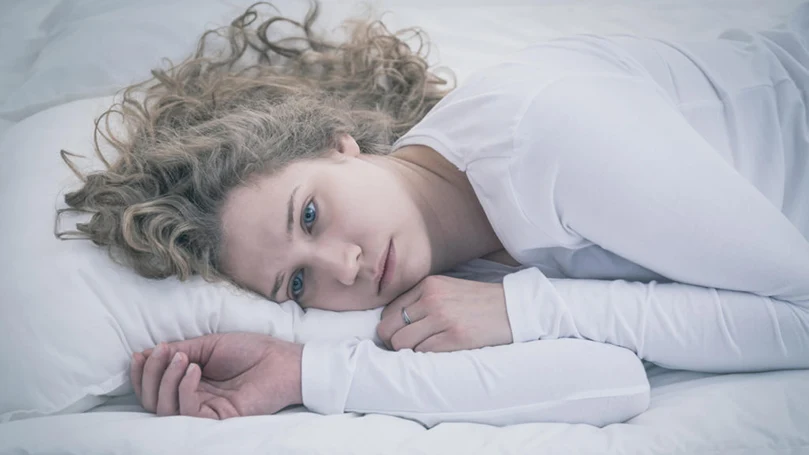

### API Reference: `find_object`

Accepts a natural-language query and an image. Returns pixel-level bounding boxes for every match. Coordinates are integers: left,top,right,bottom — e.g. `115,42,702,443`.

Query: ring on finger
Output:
402,307,412,325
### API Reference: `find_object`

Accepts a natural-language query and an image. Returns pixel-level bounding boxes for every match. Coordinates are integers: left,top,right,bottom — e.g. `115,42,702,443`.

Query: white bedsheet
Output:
1,365,807,454
2,0,809,453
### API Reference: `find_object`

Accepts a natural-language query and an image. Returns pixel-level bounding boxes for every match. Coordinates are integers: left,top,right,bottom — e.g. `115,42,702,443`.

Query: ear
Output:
335,133,360,157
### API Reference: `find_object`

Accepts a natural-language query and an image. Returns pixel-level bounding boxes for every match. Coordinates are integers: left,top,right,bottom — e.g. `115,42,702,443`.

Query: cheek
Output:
407,224,433,279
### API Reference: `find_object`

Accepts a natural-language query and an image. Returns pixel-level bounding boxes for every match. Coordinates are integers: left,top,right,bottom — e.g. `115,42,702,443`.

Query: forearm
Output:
300,337,649,428
505,268,809,373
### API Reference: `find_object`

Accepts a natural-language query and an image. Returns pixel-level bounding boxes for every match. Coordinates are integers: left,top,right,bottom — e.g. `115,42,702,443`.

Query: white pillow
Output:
0,96,382,422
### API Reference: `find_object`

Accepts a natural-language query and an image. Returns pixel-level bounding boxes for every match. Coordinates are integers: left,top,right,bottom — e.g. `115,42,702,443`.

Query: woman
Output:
59,2,809,424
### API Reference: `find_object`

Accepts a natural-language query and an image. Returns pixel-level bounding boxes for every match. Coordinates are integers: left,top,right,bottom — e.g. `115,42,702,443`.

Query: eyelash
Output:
289,198,317,301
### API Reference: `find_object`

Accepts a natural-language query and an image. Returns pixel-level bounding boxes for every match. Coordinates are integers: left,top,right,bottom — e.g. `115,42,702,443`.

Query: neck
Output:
382,144,504,274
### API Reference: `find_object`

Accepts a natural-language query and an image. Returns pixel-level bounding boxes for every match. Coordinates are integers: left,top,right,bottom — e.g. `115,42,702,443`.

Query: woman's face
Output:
219,135,432,311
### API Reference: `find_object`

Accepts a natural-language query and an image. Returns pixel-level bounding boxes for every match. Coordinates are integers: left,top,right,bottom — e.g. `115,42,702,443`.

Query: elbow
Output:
529,341,651,427
601,386,650,427
586,344,650,427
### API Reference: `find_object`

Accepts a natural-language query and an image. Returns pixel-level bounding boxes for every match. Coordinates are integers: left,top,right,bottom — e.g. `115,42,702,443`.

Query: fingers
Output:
178,363,203,417
131,352,146,403
137,354,219,419
379,306,425,350
156,352,189,416
414,332,456,353
140,343,172,412
378,288,423,348
178,364,223,420
143,336,214,364
389,317,443,352
381,282,421,321
133,335,224,417
204,397,241,420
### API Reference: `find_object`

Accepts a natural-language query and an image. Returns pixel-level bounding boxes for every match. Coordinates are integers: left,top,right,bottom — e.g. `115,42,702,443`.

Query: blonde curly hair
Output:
56,1,453,286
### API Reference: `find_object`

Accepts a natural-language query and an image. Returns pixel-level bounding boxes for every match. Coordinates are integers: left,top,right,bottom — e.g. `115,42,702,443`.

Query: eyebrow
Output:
270,185,301,302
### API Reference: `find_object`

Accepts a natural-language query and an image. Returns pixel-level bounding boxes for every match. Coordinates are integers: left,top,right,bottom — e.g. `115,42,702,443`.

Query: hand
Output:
376,275,513,353
130,332,304,419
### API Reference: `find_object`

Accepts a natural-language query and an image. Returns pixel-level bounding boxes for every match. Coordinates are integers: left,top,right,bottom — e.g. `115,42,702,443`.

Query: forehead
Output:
219,168,296,284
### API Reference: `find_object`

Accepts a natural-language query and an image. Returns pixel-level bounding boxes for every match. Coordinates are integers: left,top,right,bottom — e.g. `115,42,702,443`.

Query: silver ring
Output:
402,307,412,325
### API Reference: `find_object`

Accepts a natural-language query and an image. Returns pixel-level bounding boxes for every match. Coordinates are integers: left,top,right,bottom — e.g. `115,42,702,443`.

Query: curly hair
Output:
56,1,453,286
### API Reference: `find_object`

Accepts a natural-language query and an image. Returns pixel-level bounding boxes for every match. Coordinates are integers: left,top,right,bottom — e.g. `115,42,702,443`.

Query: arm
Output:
133,333,649,426
302,337,649,427
502,76,809,372
505,269,809,372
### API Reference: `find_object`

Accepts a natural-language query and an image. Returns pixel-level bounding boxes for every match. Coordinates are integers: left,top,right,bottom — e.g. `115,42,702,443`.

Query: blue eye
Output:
302,200,317,230
289,199,316,302
290,269,305,299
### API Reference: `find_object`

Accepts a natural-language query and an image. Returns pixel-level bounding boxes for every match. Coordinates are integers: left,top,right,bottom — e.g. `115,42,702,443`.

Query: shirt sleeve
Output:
301,337,649,428
503,75,809,372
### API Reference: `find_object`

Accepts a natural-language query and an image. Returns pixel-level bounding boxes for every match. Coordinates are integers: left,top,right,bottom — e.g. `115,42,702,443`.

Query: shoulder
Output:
393,36,650,168
392,63,552,168
468,72,681,250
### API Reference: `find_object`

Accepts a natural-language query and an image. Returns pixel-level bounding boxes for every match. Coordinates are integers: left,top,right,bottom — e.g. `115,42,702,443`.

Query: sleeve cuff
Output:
503,267,572,343
301,338,361,415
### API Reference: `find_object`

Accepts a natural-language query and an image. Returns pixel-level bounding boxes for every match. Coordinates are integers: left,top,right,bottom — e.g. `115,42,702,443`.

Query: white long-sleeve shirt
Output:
300,7,809,427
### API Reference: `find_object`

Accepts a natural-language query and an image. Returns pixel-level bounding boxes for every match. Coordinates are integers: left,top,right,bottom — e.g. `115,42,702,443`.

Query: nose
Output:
316,240,361,286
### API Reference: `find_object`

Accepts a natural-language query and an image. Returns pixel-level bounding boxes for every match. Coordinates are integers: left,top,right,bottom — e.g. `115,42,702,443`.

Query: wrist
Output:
299,339,358,415
286,342,304,406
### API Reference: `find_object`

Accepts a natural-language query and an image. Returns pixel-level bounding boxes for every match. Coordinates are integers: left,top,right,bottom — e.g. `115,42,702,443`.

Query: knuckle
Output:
422,275,440,291
448,327,467,344
422,276,450,298
432,306,452,324
423,294,439,307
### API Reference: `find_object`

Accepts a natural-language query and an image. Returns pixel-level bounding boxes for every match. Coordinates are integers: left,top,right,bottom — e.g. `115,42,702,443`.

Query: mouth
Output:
377,239,394,295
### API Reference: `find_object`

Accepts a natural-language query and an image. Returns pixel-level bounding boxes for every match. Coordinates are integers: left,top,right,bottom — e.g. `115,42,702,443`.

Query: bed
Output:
1,0,808,454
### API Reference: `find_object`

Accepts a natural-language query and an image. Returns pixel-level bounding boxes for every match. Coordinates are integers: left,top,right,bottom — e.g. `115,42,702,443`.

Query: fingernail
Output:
153,343,164,356
185,364,195,376
171,352,181,365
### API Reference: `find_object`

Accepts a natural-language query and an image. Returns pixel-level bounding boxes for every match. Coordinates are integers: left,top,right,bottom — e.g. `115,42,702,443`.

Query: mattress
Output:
2,0,808,453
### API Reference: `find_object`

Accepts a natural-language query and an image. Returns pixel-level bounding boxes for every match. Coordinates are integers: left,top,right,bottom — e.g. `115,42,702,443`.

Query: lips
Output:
377,239,393,295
